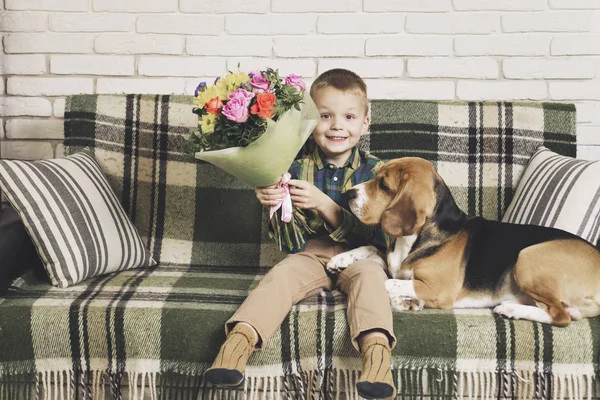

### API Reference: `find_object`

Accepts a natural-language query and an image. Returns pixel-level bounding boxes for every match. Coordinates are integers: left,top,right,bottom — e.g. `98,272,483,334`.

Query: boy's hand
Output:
288,179,333,213
255,184,285,207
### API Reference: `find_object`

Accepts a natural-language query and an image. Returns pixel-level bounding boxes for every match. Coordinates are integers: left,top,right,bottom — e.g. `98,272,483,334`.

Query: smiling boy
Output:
205,69,396,400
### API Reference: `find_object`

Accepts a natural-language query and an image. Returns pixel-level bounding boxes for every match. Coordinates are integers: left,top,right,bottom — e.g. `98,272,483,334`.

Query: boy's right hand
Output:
255,184,285,207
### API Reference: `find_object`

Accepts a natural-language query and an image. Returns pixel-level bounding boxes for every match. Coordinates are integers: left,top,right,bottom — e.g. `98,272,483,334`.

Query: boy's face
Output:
311,87,370,166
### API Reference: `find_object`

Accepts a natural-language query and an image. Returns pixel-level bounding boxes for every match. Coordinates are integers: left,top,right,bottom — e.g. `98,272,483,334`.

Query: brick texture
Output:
0,3,597,161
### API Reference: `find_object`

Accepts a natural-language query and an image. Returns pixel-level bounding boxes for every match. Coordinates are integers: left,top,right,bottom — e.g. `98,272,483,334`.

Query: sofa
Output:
0,95,598,400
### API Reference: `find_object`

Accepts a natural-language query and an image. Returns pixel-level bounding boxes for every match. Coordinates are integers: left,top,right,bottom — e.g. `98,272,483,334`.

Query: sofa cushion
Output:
0,266,598,399
0,151,156,287
502,146,600,245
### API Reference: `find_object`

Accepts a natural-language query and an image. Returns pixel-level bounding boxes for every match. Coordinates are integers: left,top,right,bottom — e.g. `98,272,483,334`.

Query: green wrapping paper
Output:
195,92,319,188
195,91,320,252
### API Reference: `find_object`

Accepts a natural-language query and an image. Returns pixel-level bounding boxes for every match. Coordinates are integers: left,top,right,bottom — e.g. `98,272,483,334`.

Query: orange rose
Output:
205,97,224,114
250,92,276,119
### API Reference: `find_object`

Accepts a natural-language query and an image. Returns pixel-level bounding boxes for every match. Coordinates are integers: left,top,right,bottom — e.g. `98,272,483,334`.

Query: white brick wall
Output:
1,55,46,75
367,36,453,56
51,55,135,75
453,0,546,11
502,12,591,32
50,14,136,32
227,15,317,35
2,12,48,32
0,97,53,117
93,0,178,13
0,0,598,161
7,77,94,96
405,13,501,34
503,58,595,79
5,33,94,53
6,0,88,12
407,58,498,79
552,35,600,55
137,15,223,35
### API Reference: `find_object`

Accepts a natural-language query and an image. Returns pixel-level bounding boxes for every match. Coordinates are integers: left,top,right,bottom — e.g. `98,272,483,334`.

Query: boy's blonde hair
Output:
310,68,369,116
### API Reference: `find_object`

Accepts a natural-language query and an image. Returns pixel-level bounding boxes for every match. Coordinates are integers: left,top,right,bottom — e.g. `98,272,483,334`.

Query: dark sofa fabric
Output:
0,204,40,287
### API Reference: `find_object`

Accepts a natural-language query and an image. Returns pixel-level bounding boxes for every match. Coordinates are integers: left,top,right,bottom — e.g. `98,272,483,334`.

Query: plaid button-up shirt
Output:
288,146,388,252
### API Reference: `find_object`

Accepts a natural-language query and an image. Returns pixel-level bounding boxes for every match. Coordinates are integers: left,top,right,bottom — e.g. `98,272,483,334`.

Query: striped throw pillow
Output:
502,146,600,246
0,151,156,287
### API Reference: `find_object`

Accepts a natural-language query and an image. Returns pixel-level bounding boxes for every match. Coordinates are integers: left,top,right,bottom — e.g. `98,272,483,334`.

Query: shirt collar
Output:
311,147,361,171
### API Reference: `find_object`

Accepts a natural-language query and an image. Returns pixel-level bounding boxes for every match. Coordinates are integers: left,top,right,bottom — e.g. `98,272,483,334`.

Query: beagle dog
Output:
326,157,600,326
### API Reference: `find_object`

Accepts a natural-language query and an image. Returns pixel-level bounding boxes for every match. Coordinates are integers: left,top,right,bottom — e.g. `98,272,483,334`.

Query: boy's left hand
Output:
288,179,333,212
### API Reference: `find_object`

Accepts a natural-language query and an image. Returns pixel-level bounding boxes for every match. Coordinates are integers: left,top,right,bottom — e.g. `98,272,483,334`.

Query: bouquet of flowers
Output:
187,68,320,252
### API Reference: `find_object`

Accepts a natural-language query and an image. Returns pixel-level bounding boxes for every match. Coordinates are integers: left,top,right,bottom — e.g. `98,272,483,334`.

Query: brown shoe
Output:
205,324,256,387
356,336,396,399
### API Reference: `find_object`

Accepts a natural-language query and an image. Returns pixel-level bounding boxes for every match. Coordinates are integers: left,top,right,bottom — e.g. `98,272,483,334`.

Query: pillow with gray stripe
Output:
0,150,156,287
502,146,600,246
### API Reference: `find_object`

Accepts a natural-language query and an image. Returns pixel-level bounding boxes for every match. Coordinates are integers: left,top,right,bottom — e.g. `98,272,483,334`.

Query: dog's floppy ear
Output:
381,174,431,237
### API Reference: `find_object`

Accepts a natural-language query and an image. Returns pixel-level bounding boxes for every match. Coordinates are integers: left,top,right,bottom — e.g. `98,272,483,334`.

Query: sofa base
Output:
4,369,599,400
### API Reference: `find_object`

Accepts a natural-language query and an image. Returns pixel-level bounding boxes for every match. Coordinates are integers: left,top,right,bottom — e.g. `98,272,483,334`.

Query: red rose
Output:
205,97,224,114
250,92,276,119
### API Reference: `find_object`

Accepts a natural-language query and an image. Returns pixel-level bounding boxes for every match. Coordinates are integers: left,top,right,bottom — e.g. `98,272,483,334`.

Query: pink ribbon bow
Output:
269,172,293,223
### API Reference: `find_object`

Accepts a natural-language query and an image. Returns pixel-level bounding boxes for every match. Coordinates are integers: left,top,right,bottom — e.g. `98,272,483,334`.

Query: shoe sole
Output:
204,368,244,388
356,381,395,399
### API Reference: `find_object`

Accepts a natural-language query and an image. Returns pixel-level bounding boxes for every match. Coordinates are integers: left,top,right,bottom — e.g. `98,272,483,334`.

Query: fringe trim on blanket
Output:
1,368,599,400
395,369,600,400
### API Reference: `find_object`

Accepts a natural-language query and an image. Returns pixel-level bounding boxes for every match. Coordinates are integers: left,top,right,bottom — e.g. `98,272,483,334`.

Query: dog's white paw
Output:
565,307,582,320
326,253,355,273
389,295,424,311
493,303,518,319
385,279,399,294
385,279,423,311
493,303,552,324
326,245,385,273
385,279,417,297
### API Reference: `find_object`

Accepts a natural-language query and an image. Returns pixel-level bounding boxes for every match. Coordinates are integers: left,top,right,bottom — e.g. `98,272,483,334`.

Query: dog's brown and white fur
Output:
326,157,600,326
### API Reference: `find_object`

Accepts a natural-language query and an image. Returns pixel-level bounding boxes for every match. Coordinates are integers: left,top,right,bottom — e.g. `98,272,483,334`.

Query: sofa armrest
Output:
0,203,39,285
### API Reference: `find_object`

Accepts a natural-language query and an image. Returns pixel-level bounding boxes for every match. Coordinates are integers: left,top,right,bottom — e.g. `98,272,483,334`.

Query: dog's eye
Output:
378,179,390,192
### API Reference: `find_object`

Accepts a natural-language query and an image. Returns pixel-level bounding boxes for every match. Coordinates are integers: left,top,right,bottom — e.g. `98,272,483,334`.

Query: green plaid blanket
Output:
1,95,597,400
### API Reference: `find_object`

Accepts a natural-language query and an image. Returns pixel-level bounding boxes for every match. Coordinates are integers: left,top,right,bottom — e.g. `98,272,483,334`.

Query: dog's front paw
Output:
385,279,423,311
326,253,355,273
389,295,424,311
385,279,417,297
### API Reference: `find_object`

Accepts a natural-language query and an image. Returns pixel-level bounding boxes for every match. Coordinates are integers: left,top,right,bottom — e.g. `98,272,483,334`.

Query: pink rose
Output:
222,88,254,123
285,74,305,92
249,73,271,93
229,88,254,101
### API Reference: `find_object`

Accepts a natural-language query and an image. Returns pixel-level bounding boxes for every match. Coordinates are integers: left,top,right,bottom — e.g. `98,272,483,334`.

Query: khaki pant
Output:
226,236,396,351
